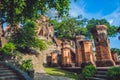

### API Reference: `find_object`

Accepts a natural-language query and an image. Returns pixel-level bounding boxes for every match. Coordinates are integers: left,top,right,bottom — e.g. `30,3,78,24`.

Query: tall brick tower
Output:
91,25,115,67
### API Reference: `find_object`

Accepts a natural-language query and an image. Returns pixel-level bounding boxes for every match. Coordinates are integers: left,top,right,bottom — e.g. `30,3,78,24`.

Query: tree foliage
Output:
0,0,71,25
21,59,33,71
51,17,117,39
11,20,47,51
11,20,36,48
50,16,88,38
86,18,118,37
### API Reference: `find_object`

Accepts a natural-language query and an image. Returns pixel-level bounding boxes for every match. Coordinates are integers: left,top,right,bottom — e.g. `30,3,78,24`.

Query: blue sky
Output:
69,0,120,49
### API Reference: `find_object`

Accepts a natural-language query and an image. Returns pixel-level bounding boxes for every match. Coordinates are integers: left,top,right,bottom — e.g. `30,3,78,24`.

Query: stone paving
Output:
34,73,75,80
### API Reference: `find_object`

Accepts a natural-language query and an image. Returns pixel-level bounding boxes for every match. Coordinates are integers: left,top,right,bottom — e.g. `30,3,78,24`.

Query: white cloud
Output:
69,0,86,17
108,19,114,24
70,0,120,26
69,0,120,49
69,5,85,17
69,0,102,19
102,7,120,26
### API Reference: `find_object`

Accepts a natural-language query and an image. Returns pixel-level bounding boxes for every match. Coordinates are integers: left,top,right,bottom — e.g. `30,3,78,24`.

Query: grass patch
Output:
45,67,80,80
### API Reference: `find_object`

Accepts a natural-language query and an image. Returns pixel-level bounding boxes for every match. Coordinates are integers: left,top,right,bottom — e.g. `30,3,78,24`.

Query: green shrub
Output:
35,38,47,50
21,59,33,71
46,40,53,45
107,67,120,80
82,65,96,80
0,42,16,55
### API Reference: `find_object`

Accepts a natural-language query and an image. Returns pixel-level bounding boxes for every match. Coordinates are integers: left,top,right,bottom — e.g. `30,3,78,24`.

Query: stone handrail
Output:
0,61,32,80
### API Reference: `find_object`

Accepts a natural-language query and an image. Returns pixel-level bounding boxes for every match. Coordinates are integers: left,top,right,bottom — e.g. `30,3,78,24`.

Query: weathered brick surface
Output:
111,52,118,62
75,35,95,67
111,52,120,65
91,25,115,67
0,24,2,37
0,25,8,47
51,52,58,67
36,15,54,39
75,35,85,67
53,38,62,47
80,40,95,67
75,48,82,66
1,37,8,47
61,41,72,67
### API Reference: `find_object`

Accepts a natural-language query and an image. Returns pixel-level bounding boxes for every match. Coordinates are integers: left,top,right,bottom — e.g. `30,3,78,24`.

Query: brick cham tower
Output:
91,25,115,67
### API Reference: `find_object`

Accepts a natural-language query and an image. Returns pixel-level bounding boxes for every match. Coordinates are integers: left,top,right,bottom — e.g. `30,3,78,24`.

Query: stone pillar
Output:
91,25,115,67
75,35,85,67
80,40,95,67
51,52,58,67
61,40,72,67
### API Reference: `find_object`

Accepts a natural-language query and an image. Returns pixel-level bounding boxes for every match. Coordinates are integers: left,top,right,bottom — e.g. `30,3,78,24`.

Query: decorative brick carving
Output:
91,25,115,67
53,38,62,48
36,15,54,39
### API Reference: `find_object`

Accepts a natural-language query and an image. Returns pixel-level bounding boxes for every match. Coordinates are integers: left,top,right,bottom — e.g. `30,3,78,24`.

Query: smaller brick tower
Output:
61,40,72,67
91,25,115,67
80,40,95,67
111,52,119,65
75,35,85,67
51,52,58,67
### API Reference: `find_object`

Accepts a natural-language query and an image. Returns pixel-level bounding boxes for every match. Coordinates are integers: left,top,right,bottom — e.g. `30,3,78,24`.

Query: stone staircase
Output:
89,68,108,80
0,64,21,80
0,62,32,80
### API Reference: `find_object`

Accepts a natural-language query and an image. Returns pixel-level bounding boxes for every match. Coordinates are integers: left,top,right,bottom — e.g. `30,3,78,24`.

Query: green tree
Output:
0,0,74,39
10,20,47,51
11,20,36,48
50,16,88,38
0,0,72,26
86,18,118,38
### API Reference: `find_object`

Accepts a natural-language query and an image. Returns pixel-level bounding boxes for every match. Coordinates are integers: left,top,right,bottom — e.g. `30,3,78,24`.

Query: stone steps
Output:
0,65,20,80
96,71,107,74
0,72,16,76
89,68,108,80
89,77,107,80
94,74,107,78
0,75,19,80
